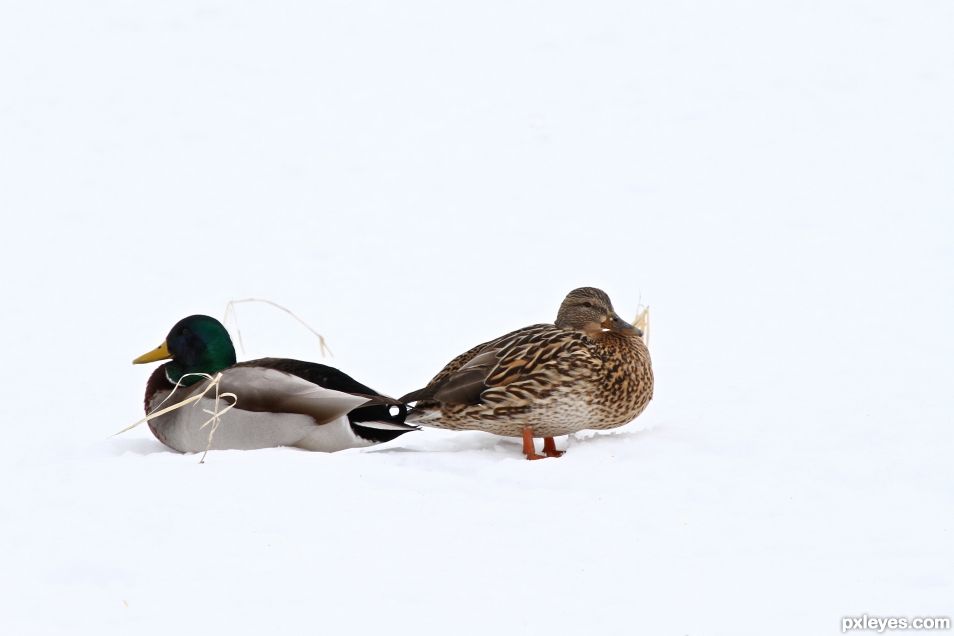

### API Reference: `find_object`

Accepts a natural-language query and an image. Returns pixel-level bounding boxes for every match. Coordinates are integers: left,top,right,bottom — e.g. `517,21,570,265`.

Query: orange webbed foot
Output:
543,437,565,458
522,426,547,460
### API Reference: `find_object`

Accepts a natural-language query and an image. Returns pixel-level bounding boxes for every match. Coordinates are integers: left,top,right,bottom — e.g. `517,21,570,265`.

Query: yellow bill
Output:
133,341,172,364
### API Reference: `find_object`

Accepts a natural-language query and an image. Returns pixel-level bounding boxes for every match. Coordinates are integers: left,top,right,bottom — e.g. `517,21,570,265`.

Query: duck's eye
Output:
581,302,594,309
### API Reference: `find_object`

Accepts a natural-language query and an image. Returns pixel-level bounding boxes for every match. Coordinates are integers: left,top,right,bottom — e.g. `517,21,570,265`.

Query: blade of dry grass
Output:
633,305,650,345
115,372,237,463
222,298,332,357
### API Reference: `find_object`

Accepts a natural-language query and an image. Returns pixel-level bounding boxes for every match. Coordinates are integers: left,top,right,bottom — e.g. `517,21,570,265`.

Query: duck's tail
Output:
398,386,445,424
348,399,418,443
350,419,418,443
404,403,445,428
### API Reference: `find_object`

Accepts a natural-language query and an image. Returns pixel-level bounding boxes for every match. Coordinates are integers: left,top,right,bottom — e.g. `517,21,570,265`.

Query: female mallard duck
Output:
401,287,653,460
132,315,416,453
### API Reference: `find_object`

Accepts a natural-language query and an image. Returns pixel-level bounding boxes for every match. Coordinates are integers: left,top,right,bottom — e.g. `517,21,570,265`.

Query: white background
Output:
1,1,951,634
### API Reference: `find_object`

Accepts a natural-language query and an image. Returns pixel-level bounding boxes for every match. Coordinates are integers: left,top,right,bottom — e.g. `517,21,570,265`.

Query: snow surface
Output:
1,1,952,634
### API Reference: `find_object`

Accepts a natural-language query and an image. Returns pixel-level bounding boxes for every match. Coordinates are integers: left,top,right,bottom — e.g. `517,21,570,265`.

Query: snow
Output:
1,1,952,634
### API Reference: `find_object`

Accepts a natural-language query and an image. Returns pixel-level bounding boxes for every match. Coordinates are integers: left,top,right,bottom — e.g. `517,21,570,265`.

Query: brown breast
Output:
589,332,654,424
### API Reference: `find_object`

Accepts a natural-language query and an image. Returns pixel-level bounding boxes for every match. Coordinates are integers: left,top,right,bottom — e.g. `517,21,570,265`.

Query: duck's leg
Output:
543,436,564,458
522,426,546,460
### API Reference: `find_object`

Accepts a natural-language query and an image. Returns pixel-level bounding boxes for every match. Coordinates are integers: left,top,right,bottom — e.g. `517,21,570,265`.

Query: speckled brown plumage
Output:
402,287,654,440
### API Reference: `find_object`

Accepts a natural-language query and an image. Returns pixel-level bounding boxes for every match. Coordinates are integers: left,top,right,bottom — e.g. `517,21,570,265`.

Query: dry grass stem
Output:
222,298,332,357
197,375,237,463
115,372,237,463
633,306,650,345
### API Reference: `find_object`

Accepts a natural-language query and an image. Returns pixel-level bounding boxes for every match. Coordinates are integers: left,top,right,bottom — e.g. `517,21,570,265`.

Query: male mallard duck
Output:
401,287,653,460
132,315,416,453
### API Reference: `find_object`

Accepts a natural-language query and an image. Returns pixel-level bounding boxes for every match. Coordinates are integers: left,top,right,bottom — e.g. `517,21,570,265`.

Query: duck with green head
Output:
133,315,416,453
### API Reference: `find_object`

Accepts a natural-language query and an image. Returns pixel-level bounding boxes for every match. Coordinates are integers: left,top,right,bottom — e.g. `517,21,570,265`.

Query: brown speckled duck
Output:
401,287,653,459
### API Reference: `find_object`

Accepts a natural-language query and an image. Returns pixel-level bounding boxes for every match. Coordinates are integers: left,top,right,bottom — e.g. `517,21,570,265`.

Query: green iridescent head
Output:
132,315,237,386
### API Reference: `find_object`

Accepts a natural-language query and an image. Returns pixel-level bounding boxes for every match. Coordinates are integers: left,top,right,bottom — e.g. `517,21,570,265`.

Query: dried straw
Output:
222,298,332,357
115,372,237,463
633,305,650,345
